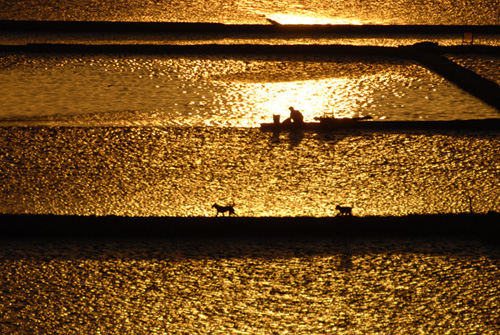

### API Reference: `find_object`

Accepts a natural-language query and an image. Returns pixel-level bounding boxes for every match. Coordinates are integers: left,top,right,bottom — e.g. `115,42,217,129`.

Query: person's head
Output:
289,106,295,111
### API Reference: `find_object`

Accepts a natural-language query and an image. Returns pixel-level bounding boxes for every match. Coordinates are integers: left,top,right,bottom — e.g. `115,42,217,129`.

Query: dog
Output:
212,203,236,217
336,205,353,216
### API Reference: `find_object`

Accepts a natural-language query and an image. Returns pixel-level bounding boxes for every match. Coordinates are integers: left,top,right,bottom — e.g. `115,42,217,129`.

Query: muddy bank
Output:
1,213,499,239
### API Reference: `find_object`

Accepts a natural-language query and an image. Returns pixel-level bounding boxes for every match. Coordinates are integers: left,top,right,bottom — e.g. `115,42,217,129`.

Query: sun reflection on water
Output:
244,78,361,124
2,54,499,127
265,14,363,25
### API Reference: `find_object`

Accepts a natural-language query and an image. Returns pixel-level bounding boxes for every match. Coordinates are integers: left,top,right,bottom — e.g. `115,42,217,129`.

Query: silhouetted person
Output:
282,106,304,126
289,106,304,124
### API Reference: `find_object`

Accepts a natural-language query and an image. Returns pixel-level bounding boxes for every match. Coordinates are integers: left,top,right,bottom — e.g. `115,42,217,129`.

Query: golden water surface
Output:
1,237,499,334
2,0,500,25
1,127,499,217
1,54,499,125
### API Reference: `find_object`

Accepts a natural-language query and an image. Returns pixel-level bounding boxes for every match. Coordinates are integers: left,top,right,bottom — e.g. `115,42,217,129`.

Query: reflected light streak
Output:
236,78,362,127
266,14,363,25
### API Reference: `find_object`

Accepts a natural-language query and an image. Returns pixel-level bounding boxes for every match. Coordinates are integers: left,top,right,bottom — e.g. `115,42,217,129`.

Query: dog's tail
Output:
230,200,237,216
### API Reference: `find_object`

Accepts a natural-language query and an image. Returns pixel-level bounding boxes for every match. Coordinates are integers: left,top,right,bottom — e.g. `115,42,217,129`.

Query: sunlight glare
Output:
246,78,359,125
266,14,363,25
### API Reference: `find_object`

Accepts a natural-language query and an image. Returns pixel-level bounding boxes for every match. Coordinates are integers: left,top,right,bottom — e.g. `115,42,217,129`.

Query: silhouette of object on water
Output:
212,203,237,217
336,205,352,216
281,106,304,126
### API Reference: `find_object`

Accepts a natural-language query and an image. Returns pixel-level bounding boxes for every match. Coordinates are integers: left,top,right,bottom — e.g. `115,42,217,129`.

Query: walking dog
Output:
212,203,236,217
336,205,353,216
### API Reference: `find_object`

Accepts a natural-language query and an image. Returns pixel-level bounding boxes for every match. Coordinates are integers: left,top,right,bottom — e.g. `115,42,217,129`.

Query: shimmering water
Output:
451,55,500,86
1,54,499,126
1,0,500,46
0,54,499,217
2,1,500,332
1,237,499,334
2,0,500,25
1,126,499,217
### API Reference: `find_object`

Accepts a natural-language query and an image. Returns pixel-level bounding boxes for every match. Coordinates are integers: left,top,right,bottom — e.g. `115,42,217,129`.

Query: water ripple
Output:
1,127,499,216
